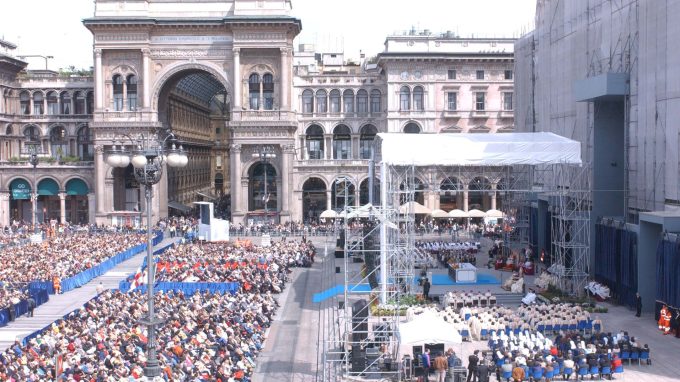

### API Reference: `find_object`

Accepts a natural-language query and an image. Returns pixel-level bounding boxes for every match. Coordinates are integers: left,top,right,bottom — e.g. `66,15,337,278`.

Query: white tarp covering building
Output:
375,132,582,167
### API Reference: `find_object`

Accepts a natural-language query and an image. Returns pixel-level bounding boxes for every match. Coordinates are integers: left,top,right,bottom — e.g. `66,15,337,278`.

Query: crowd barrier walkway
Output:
118,281,240,296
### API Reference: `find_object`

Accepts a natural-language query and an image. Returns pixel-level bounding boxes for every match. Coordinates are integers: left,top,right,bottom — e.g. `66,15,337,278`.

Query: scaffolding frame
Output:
319,157,590,381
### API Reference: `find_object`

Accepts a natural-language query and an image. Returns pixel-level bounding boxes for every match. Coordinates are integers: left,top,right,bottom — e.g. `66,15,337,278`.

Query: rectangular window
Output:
447,69,457,80
128,95,137,112
370,95,381,113
476,70,485,80
503,92,513,110
447,92,457,111
249,94,259,110
307,140,323,160
333,140,351,159
33,103,43,115
504,70,513,80
216,156,222,169
357,96,368,113
475,92,485,111
264,95,274,110
113,94,123,112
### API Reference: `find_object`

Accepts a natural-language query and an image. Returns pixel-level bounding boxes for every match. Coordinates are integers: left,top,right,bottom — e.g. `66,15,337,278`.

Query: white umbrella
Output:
467,209,487,218
319,209,337,219
430,209,450,218
485,209,505,218
448,209,469,218
399,201,432,214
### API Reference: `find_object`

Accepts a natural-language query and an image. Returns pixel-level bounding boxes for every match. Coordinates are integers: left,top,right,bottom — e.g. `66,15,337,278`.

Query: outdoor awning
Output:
375,132,582,166
9,178,31,200
449,209,469,218
320,209,337,218
399,201,431,214
65,178,89,196
485,209,505,218
468,209,487,218
37,178,59,196
430,209,450,218
168,201,193,213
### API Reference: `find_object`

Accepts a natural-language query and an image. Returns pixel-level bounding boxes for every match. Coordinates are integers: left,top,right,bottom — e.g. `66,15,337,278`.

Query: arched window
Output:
6,125,13,135
404,122,421,134
112,75,124,111
20,91,30,115
46,91,58,115
126,75,137,111
86,92,94,114
359,124,378,159
329,89,341,113
60,92,71,114
343,89,354,114
356,89,368,114
302,89,314,114
333,124,351,159
74,91,86,114
399,86,410,111
77,125,93,161
23,125,39,141
440,177,462,211
315,89,327,113
50,126,68,158
33,92,44,115
370,89,381,113
302,177,327,223
469,176,492,210
360,178,380,205
249,73,260,110
305,125,324,159
413,86,424,111
262,73,274,110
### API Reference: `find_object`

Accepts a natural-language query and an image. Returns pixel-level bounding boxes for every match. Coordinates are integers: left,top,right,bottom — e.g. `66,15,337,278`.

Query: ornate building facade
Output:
0,0,515,226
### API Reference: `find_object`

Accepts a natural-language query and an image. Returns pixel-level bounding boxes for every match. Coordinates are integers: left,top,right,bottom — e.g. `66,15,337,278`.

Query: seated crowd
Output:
0,232,146,284
0,289,279,381
415,240,480,267
147,240,316,290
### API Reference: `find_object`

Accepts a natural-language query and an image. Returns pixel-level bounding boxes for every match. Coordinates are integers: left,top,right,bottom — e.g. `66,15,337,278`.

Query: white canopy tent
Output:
399,201,431,214
467,209,487,218
319,209,337,219
485,209,506,218
376,132,582,166
398,313,462,357
430,209,450,218
449,209,469,218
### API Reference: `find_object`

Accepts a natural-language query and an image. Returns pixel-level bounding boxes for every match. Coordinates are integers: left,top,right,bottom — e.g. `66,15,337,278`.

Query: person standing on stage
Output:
635,293,642,317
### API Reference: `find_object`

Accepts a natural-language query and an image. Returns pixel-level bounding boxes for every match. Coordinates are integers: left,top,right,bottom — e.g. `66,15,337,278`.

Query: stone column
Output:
300,136,306,160
325,134,332,160
463,185,469,212
491,183,497,210
280,47,290,110
95,49,103,110
354,187,360,207
87,193,96,224
59,192,66,224
142,48,151,109
233,48,241,109
326,190,332,211
230,144,242,215
94,146,106,214
0,193,9,227
281,145,293,217
351,135,359,159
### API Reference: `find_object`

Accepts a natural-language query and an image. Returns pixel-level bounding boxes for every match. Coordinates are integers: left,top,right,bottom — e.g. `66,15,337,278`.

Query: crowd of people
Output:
0,289,279,381
0,232,146,284
142,240,315,293
416,241,480,267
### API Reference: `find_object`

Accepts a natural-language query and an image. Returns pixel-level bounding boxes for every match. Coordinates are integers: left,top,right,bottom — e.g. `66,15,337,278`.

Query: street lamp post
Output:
22,140,43,233
252,145,276,229
105,132,187,378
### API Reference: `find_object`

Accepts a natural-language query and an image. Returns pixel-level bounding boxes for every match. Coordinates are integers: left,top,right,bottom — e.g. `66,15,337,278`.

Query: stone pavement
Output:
252,236,329,382
0,235,179,350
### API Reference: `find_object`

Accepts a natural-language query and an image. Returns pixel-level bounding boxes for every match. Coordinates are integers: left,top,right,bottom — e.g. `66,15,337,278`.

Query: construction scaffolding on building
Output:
318,133,588,381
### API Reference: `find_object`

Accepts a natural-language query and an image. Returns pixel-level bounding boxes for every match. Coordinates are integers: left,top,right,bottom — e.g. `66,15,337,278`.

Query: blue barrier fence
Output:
118,281,240,296
0,288,50,327
26,232,163,295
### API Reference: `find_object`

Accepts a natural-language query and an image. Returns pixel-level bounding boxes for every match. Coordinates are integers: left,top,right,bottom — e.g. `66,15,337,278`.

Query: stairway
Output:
494,292,525,307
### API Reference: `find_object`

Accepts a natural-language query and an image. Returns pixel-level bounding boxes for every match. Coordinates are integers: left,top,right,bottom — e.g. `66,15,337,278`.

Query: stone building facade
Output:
0,0,515,227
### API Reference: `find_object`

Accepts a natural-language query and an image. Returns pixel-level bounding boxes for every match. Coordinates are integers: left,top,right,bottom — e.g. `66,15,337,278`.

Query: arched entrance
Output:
440,177,462,211
359,178,380,206
65,178,89,224
37,178,60,223
112,165,140,212
214,173,224,196
155,66,230,207
302,177,327,223
8,178,32,223
399,177,425,205
469,176,491,210
331,179,356,210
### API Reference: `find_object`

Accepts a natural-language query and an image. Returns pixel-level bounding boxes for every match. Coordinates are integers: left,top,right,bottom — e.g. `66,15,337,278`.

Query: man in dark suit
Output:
467,350,479,382
475,360,491,382
635,293,642,317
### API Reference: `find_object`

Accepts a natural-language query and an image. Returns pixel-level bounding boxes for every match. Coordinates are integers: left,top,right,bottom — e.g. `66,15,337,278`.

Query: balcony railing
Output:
235,110,295,121
297,159,369,167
